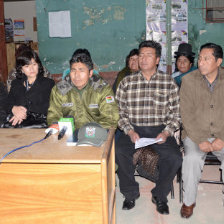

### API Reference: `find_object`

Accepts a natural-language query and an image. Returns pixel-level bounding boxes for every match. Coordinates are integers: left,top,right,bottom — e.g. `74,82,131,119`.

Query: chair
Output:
179,152,224,203
200,152,223,184
134,166,176,199
133,146,176,199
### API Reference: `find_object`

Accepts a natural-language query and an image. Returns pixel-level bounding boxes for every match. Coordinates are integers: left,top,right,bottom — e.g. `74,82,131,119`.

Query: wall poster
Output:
14,19,25,39
146,0,188,73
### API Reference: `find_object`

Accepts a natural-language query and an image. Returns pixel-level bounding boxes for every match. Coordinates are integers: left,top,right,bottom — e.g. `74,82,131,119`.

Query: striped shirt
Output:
115,70,180,135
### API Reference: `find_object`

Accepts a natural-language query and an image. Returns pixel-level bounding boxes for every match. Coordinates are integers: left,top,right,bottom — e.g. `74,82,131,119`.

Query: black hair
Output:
70,48,93,70
15,44,32,58
200,43,223,60
15,50,44,79
71,48,91,58
139,40,162,58
125,48,139,68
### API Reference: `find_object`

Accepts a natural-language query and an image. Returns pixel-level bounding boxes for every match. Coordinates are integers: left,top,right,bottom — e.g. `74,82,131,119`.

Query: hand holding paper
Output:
135,137,163,149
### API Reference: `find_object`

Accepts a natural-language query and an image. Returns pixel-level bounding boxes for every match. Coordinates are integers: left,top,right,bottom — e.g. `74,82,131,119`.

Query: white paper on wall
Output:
146,0,188,73
48,10,71,38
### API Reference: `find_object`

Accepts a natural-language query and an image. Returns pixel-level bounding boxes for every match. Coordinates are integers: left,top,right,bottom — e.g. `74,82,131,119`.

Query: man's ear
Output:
217,58,223,67
156,57,160,65
89,70,93,77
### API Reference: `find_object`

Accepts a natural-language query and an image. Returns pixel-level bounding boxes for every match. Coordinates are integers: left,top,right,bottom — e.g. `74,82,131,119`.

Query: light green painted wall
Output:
36,0,146,74
188,0,224,65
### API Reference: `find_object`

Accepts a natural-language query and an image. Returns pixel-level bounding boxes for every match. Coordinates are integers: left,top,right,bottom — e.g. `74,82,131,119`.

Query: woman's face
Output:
21,58,39,79
176,55,192,74
128,55,139,72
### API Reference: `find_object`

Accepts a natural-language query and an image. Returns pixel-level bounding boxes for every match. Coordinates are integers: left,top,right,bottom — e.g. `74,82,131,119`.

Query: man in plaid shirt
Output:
115,40,182,215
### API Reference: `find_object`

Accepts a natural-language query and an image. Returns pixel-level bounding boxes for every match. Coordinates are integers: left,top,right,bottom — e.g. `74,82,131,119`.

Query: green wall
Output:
188,0,224,64
36,0,146,74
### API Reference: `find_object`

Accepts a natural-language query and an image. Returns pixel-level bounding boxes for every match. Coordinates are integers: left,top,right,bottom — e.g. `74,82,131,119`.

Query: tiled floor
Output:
116,165,224,224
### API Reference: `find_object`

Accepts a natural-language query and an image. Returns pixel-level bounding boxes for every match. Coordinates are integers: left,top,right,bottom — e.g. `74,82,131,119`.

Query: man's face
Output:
128,55,139,72
70,62,93,89
138,47,160,73
198,48,222,77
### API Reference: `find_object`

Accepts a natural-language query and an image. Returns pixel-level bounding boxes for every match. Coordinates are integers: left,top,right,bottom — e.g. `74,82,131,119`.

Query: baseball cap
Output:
77,122,108,147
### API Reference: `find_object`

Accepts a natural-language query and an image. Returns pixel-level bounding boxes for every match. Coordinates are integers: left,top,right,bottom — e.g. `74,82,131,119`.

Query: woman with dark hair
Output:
6,49,54,127
172,43,197,87
112,48,139,93
7,44,52,91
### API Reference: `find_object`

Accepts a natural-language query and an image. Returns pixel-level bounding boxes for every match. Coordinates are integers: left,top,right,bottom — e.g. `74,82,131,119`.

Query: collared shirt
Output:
203,73,219,92
72,80,90,96
116,70,180,135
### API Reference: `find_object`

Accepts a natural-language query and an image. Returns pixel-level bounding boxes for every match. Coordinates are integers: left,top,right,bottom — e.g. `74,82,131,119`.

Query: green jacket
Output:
47,75,119,129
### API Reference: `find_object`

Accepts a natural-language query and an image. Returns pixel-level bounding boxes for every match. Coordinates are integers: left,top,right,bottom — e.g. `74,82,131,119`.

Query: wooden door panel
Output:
0,0,8,83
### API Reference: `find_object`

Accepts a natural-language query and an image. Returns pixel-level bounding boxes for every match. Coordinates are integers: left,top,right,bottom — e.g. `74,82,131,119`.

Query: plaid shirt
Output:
116,70,180,135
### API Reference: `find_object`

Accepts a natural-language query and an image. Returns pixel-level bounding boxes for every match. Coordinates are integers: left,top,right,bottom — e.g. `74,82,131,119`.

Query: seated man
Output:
180,43,224,218
115,40,182,215
47,49,119,129
62,49,99,80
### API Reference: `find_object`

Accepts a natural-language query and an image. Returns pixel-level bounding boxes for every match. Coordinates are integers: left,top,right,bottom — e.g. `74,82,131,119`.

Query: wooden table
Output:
0,129,116,224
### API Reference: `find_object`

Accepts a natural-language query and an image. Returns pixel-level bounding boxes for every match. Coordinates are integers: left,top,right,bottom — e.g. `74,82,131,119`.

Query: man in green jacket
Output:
47,49,119,129
180,43,224,218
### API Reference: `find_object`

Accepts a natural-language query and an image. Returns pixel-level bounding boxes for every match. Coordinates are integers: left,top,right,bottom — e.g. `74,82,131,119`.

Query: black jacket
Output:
7,76,55,115
0,82,8,123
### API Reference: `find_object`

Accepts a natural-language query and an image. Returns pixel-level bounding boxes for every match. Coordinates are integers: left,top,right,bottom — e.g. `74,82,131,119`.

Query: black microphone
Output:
44,129,53,139
58,126,67,140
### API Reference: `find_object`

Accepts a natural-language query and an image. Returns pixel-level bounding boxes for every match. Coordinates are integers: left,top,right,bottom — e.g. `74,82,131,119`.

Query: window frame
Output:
206,0,224,23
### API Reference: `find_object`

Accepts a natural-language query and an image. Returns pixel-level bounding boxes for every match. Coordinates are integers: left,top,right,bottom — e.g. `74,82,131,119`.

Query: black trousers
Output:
115,125,182,202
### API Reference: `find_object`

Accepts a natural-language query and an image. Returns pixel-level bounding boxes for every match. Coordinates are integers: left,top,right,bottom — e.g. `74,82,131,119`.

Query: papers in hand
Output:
135,138,163,149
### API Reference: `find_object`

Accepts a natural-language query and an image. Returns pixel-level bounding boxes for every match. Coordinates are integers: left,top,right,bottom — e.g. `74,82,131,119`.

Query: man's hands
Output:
156,130,170,144
199,141,213,152
128,129,140,143
128,129,170,144
10,106,27,126
199,138,224,152
211,138,224,151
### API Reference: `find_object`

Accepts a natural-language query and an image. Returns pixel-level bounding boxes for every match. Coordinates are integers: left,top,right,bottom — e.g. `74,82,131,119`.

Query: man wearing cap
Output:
47,49,119,129
180,42,224,218
115,40,182,215
172,43,197,87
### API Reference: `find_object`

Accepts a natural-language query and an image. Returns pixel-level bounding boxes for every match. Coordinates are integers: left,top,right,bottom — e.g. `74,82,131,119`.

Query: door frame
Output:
0,0,8,83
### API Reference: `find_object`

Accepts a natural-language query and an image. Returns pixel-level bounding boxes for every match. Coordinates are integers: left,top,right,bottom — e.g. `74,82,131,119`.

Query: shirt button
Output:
210,122,213,126
210,105,213,108
211,134,215,137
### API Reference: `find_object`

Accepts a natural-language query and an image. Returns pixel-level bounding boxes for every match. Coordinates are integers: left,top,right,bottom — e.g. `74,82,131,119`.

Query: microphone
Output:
58,126,67,140
44,129,53,139
58,116,75,139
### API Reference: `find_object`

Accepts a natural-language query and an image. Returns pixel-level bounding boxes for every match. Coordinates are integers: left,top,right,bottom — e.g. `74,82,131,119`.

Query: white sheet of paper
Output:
49,10,71,38
135,137,163,149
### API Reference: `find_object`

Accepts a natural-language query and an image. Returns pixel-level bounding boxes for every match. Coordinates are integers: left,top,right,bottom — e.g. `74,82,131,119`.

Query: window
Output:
206,0,224,23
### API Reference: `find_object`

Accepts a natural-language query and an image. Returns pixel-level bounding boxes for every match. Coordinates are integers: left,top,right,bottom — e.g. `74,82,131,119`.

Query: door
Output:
0,0,8,83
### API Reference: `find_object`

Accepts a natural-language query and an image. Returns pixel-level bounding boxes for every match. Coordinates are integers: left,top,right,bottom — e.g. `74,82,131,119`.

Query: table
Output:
0,129,116,224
